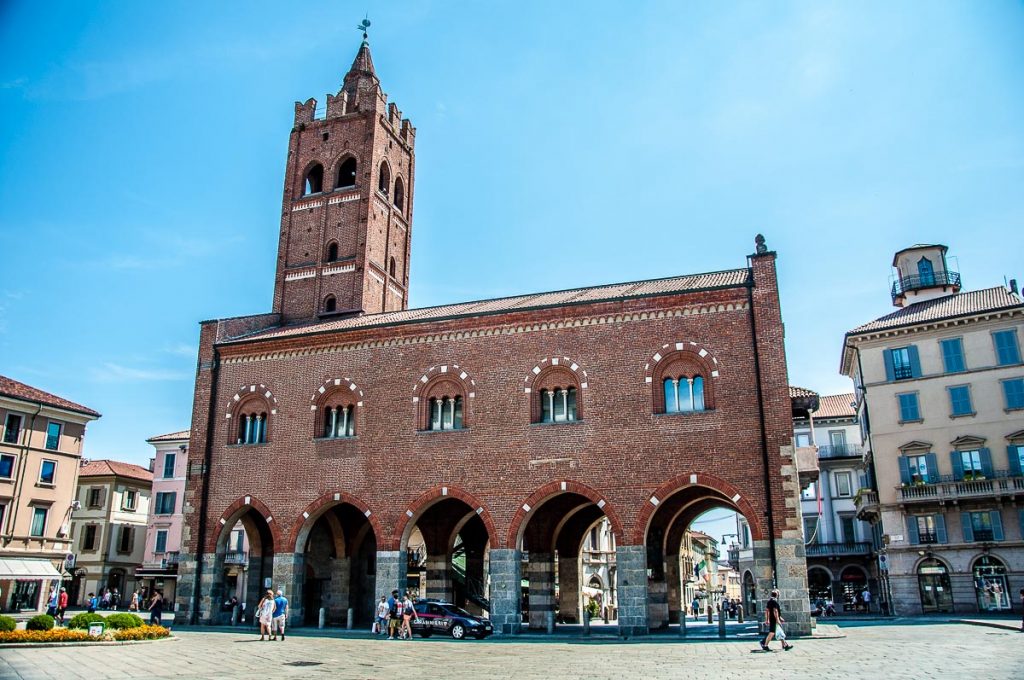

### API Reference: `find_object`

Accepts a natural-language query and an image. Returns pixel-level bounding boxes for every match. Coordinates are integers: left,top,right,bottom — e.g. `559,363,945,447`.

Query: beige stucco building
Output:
0,375,100,613
843,244,1024,615
68,461,153,606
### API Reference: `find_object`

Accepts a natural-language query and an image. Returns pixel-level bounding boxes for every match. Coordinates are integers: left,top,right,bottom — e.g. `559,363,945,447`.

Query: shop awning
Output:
0,557,63,580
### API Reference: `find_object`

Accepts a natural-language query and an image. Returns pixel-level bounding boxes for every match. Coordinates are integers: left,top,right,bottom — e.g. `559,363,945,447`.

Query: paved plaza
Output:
1,623,1022,679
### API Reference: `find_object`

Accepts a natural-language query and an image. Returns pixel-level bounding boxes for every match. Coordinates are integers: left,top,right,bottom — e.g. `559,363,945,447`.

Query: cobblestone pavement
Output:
1,623,1022,680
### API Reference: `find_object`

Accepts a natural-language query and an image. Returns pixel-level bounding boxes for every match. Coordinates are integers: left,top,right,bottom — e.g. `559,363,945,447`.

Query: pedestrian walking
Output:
111,588,120,611
271,589,289,640
148,590,165,627
374,595,388,635
45,587,57,617
387,589,401,640
400,592,417,640
691,597,700,619
129,590,139,611
861,587,871,613
56,587,68,625
760,589,793,652
256,590,274,640
87,592,98,614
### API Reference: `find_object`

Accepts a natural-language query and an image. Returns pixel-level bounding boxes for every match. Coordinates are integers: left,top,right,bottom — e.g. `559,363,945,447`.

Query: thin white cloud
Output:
90,363,189,383
163,343,197,358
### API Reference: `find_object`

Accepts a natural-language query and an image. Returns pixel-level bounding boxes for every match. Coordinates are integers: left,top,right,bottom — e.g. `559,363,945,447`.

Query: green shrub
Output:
26,614,55,631
104,612,144,630
0,615,16,632
67,612,105,630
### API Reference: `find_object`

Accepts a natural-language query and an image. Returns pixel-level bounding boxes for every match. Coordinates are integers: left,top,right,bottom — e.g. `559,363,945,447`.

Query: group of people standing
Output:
374,589,418,640
44,586,69,624
256,589,289,641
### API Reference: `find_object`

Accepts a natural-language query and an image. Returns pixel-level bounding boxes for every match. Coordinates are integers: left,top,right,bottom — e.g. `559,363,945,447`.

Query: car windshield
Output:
443,605,474,618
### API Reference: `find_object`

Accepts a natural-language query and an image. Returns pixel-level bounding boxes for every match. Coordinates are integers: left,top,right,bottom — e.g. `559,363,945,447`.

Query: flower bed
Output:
0,624,171,644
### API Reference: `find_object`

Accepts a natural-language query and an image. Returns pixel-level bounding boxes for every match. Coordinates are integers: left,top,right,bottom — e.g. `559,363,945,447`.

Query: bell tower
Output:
272,30,416,324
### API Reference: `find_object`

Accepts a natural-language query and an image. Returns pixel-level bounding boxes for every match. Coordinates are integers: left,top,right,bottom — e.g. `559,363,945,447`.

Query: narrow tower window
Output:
337,157,357,189
394,177,405,211
304,164,324,195
326,242,339,262
324,295,337,313
389,257,397,278
378,161,390,196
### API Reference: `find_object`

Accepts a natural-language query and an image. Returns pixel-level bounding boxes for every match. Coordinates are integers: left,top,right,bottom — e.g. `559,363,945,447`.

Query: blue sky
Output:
1,2,1022,543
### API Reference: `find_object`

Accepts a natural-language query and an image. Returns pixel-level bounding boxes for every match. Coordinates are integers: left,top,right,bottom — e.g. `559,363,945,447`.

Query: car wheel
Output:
451,623,465,639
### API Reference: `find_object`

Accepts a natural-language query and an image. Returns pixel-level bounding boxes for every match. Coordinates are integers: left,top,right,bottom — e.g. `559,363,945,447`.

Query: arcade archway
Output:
212,502,276,625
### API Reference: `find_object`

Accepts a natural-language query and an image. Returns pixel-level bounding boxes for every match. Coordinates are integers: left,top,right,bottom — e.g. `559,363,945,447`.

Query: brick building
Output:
175,37,811,636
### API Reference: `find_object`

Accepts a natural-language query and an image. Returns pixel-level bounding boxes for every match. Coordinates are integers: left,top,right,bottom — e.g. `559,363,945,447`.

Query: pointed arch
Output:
286,490,382,553
377,159,391,196
391,485,498,551
393,176,405,210
210,495,283,553
506,480,624,550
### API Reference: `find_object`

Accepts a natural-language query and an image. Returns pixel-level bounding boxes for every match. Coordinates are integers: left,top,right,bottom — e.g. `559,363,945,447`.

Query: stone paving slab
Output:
0,623,1022,679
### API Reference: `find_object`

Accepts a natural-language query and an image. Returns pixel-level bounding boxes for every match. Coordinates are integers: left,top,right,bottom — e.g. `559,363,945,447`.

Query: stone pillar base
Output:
615,546,649,637
375,551,406,601
272,553,305,628
488,549,521,635
527,553,555,630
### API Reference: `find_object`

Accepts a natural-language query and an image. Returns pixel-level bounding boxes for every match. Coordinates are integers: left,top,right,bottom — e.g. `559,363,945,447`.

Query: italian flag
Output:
694,559,708,580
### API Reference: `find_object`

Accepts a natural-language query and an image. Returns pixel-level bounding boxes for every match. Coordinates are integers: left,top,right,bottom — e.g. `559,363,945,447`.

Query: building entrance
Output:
917,559,953,613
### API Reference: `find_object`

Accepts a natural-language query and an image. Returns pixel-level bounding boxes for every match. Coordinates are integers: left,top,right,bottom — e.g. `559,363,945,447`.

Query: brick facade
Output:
175,39,810,636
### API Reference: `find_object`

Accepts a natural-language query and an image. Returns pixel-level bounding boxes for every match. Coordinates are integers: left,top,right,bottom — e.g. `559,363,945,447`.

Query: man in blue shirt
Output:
272,589,289,641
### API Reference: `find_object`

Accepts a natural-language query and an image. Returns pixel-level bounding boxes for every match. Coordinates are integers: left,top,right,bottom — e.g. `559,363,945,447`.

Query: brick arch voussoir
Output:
225,383,279,417
632,473,766,545
643,341,722,382
210,495,283,554
507,480,625,550
285,491,382,553
390,485,498,552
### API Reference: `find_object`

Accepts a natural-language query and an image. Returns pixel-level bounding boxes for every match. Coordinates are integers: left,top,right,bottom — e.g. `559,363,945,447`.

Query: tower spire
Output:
347,16,377,81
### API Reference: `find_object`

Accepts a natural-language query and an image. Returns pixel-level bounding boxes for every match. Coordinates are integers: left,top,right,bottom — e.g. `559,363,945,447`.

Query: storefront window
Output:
918,558,953,613
973,556,1010,611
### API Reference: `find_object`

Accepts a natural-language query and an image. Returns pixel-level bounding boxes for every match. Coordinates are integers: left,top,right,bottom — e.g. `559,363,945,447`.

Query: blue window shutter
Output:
883,349,895,381
907,345,922,378
1010,446,1022,476
951,451,964,481
925,453,938,483
991,511,1004,541
934,514,947,544
979,448,993,478
961,512,974,542
898,456,911,485
906,516,919,544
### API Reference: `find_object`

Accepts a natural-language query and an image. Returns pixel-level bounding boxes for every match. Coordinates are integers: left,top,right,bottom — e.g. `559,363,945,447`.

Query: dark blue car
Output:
411,600,493,639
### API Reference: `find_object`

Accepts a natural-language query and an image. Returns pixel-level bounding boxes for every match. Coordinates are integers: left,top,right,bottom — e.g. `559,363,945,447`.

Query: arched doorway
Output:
213,504,275,625
806,567,832,612
742,571,757,616
401,495,493,618
839,566,868,613
515,490,616,631
972,555,1010,611
68,569,87,606
297,502,377,626
917,558,953,613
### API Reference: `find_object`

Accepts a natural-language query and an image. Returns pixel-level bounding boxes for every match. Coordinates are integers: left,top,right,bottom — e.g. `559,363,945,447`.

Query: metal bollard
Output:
582,610,590,636
347,607,354,630
231,605,239,626
738,605,744,624
318,607,326,629
679,611,687,638
545,610,555,634
718,607,726,638
707,606,713,624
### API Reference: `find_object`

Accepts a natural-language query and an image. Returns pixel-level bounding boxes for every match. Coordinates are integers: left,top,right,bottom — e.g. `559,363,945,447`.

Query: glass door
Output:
918,560,953,612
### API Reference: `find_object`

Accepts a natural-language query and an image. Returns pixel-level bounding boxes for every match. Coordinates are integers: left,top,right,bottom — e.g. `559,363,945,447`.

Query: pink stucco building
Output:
136,430,189,605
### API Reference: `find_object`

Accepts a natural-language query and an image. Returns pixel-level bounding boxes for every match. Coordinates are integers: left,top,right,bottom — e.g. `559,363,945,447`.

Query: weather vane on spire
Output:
357,16,371,42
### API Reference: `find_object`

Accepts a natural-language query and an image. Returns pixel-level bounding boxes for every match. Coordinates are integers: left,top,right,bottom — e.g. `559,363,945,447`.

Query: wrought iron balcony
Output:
817,444,864,459
891,270,961,302
854,489,879,521
224,551,248,566
896,473,1024,505
804,541,871,557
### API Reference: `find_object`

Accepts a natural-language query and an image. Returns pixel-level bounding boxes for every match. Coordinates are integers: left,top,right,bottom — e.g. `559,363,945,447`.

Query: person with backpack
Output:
386,589,401,640
400,592,418,640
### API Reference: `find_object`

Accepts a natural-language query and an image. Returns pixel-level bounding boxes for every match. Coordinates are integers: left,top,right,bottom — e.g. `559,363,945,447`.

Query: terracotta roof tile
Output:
227,268,752,344
146,430,190,443
849,287,1022,334
0,375,100,418
79,460,152,483
815,393,856,419
789,386,818,399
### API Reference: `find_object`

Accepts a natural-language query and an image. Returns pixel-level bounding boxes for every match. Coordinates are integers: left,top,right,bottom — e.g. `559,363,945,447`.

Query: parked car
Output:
411,600,493,639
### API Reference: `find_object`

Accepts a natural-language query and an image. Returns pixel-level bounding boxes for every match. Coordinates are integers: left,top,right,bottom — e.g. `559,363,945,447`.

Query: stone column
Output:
173,551,209,625
615,545,649,637
375,550,407,600
774,537,812,635
647,579,668,629
424,555,453,602
327,557,351,624
527,553,555,630
666,556,682,624
488,549,521,634
272,552,305,628
557,555,580,623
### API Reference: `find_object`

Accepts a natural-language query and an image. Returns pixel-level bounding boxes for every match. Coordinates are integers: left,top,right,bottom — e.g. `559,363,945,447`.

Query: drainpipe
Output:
5,402,44,543
190,344,221,625
746,283,778,586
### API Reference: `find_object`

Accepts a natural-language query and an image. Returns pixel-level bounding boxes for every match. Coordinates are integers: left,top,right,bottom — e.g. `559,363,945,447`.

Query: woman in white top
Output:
257,589,275,640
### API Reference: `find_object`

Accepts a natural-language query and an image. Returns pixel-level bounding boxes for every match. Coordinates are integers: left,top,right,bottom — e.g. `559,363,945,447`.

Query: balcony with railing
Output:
817,444,864,460
224,551,248,566
891,270,961,303
854,489,879,521
804,541,872,558
896,472,1024,505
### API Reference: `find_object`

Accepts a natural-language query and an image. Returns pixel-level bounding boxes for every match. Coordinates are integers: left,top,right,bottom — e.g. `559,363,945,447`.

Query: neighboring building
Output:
843,244,1024,615
684,532,720,613
0,376,101,613
715,561,742,602
69,460,153,605
795,391,878,613
579,517,616,622
175,36,811,636
136,430,190,606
